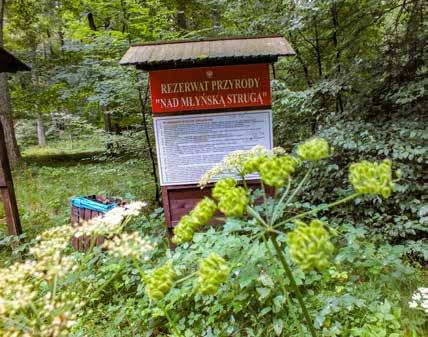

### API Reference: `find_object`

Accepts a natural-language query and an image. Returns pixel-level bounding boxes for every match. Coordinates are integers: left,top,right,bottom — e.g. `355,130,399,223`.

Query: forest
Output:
0,0,426,336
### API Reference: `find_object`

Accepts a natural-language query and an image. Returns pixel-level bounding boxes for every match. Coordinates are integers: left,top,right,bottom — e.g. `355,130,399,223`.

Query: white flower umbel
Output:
199,145,285,187
103,231,154,259
409,287,428,314
73,201,147,239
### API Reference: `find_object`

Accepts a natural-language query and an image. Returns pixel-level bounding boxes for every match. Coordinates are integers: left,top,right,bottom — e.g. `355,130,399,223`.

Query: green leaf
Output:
273,318,284,336
256,287,271,301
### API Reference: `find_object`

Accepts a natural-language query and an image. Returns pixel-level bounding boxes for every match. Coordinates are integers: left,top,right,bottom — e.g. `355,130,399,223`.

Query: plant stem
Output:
274,193,360,229
158,304,184,337
284,165,313,208
51,274,58,304
260,180,270,223
271,165,313,224
133,257,147,282
90,269,121,299
246,205,269,228
240,173,249,191
174,272,196,285
272,178,291,221
269,234,317,337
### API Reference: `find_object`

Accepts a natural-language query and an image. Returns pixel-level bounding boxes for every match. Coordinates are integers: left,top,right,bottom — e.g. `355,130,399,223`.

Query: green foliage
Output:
1,0,426,336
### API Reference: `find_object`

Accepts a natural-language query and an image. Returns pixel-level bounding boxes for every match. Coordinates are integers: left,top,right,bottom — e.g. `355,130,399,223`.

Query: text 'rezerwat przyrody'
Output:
160,78,261,94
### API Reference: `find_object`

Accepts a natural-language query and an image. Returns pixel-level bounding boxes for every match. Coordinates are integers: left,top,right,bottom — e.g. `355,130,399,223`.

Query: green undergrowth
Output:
0,140,426,337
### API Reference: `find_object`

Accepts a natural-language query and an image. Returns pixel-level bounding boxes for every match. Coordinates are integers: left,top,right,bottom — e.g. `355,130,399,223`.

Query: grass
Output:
0,142,158,265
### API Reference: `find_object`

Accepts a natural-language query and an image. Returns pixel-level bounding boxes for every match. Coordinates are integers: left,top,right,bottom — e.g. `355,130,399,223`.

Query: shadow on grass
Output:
22,151,105,167
22,150,140,167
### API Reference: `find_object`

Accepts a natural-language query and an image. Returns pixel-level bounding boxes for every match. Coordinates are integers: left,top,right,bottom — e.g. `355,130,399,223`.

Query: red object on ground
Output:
149,63,271,113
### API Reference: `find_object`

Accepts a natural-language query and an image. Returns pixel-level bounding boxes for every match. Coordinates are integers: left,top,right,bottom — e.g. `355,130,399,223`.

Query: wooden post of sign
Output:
0,121,22,236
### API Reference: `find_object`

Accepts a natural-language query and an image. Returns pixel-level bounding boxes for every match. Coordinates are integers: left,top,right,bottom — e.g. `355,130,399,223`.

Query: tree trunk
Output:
103,110,113,151
87,12,97,31
212,7,221,29
0,74,21,166
401,0,424,81
287,33,312,87
175,0,187,30
330,2,344,114
36,114,46,147
314,22,323,79
0,0,21,166
103,111,112,132
51,112,58,131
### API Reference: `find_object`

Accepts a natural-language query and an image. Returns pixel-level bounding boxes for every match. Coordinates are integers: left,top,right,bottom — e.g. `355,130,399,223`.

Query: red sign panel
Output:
149,63,271,113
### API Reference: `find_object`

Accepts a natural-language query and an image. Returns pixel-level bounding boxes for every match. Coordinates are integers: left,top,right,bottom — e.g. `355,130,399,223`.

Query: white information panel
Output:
154,110,273,186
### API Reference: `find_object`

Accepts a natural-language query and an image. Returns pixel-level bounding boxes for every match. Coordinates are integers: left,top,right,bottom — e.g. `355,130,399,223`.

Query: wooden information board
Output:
154,110,273,185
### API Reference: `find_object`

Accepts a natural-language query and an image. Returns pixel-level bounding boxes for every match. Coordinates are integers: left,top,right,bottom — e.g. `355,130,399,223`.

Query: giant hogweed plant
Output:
163,138,397,337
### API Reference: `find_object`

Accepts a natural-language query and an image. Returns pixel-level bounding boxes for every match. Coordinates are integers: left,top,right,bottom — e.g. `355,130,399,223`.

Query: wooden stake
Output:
0,120,22,236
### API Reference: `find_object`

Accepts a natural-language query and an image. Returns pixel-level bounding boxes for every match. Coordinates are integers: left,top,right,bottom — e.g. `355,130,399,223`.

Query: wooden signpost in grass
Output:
0,47,30,236
120,36,295,239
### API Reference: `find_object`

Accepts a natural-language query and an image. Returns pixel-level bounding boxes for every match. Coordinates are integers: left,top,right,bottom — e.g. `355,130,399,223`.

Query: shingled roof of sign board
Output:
0,47,31,73
119,36,295,70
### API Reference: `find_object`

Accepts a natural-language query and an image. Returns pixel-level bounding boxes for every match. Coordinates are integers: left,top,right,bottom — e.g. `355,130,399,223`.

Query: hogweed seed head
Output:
172,197,217,244
197,253,230,295
190,197,217,224
145,262,176,301
198,145,286,187
297,138,330,161
349,160,393,198
287,219,334,272
172,215,200,244
212,178,237,200
243,154,268,175
259,155,298,187
218,187,248,217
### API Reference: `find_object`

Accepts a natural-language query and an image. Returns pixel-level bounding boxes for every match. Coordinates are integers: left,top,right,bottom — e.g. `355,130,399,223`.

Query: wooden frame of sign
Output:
119,36,295,242
151,63,273,234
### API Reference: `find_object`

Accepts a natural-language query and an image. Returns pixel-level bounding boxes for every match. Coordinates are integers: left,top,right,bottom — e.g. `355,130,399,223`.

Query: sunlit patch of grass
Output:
22,138,105,158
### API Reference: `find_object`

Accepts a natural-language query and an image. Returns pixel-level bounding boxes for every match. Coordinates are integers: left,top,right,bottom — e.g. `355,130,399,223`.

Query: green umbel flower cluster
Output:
212,178,236,200
217,186,248,217
243,154,268,174
287,220,334,272
259,155,298,187
197,253,230,295
296,138,330,161
145,262,176,301
172,215,199,244
190,197,217,224
211,178,248,217
349,160,393,198
173,197,217,244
